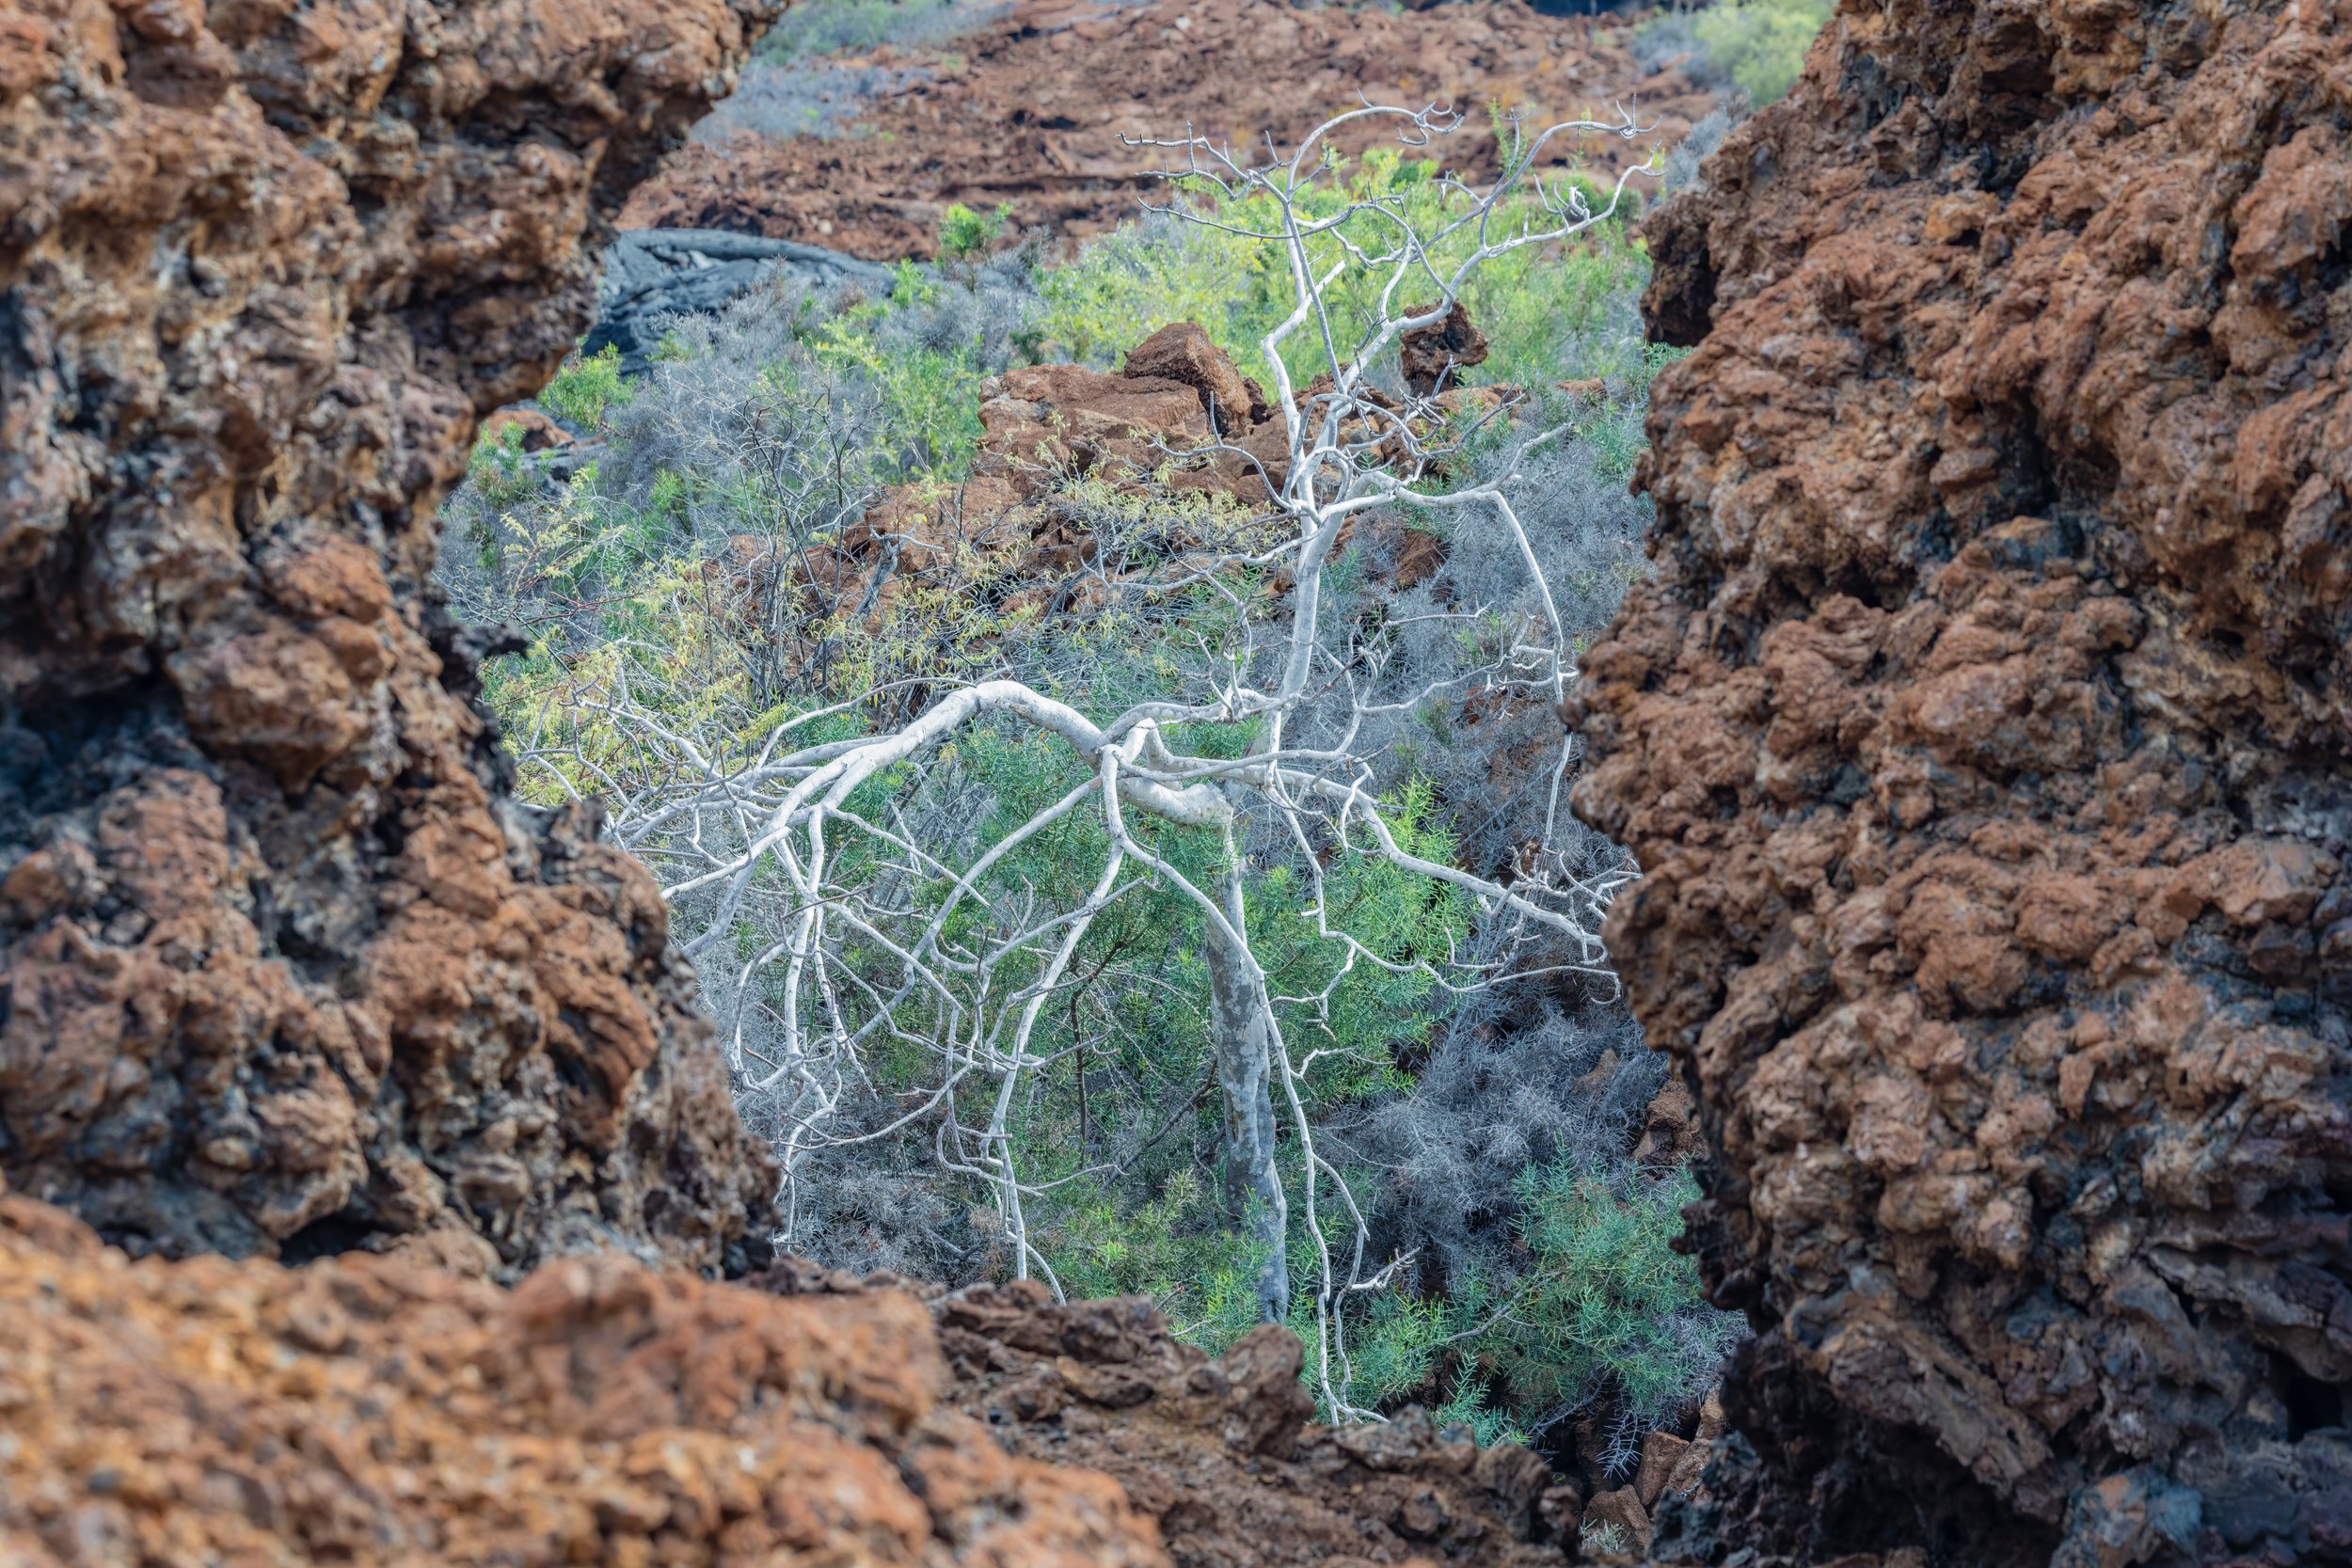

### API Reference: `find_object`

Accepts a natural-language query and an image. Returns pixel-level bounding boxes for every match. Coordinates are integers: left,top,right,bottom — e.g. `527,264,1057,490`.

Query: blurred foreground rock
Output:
0,1183,1602,1568
0,1180,1166,1567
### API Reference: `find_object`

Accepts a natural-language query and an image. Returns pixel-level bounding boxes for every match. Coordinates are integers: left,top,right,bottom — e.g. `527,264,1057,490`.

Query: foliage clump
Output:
1636,0,1834,106
437,124,1740,1470
538,344,630,429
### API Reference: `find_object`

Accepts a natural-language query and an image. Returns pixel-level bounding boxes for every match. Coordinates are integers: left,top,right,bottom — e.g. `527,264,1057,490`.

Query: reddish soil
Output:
619,0,1717,259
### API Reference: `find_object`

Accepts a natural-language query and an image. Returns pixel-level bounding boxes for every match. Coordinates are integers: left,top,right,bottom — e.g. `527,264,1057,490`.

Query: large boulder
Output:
0,0,783,1272
1576,0,2352,1563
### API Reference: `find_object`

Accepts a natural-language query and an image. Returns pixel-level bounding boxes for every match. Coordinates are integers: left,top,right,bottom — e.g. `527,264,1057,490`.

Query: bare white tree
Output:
528,100,1654,1418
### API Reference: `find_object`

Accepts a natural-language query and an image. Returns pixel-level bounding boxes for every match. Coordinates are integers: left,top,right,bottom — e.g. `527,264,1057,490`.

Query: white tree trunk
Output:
1208,856,1288,1323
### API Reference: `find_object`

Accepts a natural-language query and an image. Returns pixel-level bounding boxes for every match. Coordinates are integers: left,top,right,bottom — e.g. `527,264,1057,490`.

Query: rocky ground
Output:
618,0,1717,260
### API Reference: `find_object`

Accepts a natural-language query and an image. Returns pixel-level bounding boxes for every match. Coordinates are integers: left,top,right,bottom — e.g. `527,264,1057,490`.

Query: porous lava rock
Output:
1575,0,2352,1563
0,0,782,1270
764,1262,1581,1568
0,1180,1168,1567
1399,301,1490,397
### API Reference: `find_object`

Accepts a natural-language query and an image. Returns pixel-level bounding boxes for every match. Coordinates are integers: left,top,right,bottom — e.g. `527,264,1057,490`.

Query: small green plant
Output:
938,200,1013,261
465,420,536,509
538,344,629,429
1470,1163,1735,1431
1688,0,1833,103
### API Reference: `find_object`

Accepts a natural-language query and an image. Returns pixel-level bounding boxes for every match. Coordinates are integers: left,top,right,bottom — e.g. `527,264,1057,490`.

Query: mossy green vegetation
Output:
537,343,630,429
1638,0,1836,108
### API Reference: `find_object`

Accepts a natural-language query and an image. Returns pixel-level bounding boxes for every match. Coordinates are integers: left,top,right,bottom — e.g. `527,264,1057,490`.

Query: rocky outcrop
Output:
1575,0,2352,1563
3,1178,1623,1568
0,0,782,1271
0,1179,1168,1566
764,1261,1583,1568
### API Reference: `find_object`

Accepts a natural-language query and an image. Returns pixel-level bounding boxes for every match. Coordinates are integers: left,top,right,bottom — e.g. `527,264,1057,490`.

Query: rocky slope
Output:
618,0,1714,260
1574,0,2352,1562
0,0,781,1272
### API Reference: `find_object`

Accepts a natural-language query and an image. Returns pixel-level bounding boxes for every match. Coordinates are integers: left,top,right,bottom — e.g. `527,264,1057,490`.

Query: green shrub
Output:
1034,144,1652,392
758,0,996,64
1688,0,1834,103
538,344,629,429
938,200,1013,261
1467,1163,1736,1433
464,420,536,511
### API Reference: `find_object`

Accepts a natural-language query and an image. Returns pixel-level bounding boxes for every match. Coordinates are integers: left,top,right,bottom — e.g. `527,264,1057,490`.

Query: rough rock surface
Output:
0,0,780,1270
765,1263,1580,1568
587,227,900,373
619,0,1713,260
0,1180,1167,1567
1575,0,2352,1562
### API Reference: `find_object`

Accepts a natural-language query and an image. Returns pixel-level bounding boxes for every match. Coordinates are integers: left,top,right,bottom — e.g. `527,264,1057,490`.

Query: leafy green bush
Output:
1643,0,1834,105
1336,1161,1736,1449
938,201,1013,261
538,344,629,429
464,420,538,511
1034,144,1652,393
1480,1163,1738,1429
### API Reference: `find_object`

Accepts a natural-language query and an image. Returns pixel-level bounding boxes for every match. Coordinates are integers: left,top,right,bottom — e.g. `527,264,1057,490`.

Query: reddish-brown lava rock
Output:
761,1264,1579,1568
1124,322,1269,435
1400,301,1491,397
0,1180,1169,1566
1573,0,2352,1563
0,0,782,1270
744,325,1481,687
618,0,1712,260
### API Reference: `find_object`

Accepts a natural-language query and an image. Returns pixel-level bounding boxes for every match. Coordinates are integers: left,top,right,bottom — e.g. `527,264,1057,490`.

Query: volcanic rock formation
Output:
4,1180,1632,1567
1575,0,2352,1563
0,1178,1168,1567
0,0,782,1272
769,1260,1592,1568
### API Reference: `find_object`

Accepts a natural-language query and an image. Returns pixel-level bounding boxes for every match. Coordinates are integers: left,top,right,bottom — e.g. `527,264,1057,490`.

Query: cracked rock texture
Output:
1575,0,2352,1563
0,1180,1168,1567
0,0,780,1270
